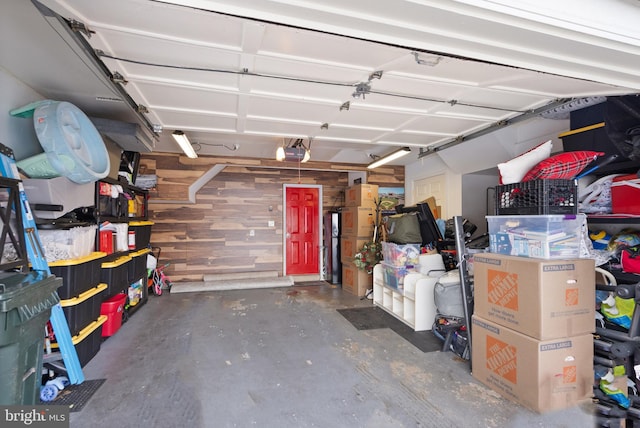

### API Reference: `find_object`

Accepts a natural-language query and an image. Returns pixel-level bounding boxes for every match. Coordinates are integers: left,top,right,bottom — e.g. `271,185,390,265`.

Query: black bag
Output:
605,95,640,161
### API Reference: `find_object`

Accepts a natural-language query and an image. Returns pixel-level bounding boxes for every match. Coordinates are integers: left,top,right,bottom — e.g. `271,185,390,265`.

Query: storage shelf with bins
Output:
94,178,153,320
372,264,438,331
584,199,640,423
95,178,151,258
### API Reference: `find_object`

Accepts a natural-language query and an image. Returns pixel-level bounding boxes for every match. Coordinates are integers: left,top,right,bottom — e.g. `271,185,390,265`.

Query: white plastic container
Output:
22,177,94,219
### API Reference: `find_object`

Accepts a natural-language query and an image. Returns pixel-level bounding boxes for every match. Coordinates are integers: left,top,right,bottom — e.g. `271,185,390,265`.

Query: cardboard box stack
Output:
341,183,378,297
472,217,595,413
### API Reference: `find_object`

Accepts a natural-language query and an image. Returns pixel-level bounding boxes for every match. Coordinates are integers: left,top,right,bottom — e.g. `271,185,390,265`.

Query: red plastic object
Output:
100,293,126,337
611,174,640,215
99,230,113,254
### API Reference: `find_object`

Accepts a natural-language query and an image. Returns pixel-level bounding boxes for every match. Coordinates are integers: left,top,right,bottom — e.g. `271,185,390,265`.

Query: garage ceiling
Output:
5,0,640,165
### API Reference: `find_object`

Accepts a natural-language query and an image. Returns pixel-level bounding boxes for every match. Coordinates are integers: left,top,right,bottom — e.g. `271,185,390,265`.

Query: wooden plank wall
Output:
139,153,403,281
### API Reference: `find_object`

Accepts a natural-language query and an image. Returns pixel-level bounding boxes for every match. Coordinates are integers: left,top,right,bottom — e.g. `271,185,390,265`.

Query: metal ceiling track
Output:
418,98,572,158
31,0,158,150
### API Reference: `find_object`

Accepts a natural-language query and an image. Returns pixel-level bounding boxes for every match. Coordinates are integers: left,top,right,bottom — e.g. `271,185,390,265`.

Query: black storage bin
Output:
128,248,150,283
569,101,606,130
0,272,61,405
559,123,625,165
495,179,578,215
60,283,107,336
101,255,132,299
52,315,106,367
49,252,107,300
128,221,153,251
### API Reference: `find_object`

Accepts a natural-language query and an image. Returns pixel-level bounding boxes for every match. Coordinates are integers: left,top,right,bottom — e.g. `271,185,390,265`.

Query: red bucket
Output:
100,293,127,337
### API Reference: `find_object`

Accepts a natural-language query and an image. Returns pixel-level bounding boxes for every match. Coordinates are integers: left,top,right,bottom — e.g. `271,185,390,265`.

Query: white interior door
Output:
414,174,447,219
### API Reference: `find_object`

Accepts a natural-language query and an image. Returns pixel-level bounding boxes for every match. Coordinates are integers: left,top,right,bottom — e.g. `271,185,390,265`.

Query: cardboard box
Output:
341,206,375,237
342,261,372,296
345,184,378,207
420,196,442,219
471,315,593,413
473,253,594,340
340,235,369,264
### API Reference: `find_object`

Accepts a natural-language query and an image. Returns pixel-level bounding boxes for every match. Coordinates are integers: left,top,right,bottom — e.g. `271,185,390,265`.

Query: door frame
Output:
282,184,323,277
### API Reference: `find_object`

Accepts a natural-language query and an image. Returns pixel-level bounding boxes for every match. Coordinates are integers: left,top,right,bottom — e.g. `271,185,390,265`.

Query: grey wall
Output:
0,67,45,160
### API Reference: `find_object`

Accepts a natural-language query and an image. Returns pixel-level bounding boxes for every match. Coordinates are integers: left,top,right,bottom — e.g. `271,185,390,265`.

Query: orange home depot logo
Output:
563,365,577,383
486,336,517,384
344,212,354,228
344,268,354,285
344,240,353,257
565,288,579,306
487,269,518,311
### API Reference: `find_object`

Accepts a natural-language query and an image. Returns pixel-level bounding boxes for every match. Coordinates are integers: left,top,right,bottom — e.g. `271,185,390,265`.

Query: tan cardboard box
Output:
419,196,442,219
471,315,593,413
345,184,378,207
473,253,594,340
341,206,375,237
342,261,372,297
340,235,369,264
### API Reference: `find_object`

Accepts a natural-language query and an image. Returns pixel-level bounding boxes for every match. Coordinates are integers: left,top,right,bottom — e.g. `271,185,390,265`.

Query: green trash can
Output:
0,271,62,405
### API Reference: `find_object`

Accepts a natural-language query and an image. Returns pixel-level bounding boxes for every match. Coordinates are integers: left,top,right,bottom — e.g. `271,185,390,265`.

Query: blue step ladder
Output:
0,144,84,384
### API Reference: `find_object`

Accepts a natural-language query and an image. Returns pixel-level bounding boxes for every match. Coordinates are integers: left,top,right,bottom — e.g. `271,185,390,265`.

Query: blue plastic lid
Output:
33,100,109,184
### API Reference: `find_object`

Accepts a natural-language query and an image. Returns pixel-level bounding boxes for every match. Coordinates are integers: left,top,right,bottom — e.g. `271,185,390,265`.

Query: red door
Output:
285,186,319,275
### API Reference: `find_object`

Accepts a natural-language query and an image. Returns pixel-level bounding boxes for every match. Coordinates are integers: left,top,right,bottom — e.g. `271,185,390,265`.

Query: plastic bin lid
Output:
24,100,110,184
129,221,154,226
101,255,132,268
51,315,107,347
48,251,107,267
130,248,151,258
59,283,107,307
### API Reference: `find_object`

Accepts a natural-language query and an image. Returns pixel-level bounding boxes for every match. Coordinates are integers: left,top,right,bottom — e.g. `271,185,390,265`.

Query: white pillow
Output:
497,140,552,184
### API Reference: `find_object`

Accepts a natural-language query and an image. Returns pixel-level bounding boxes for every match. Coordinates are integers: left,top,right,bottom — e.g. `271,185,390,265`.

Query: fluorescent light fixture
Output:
367,147,411,169
172,130,198,158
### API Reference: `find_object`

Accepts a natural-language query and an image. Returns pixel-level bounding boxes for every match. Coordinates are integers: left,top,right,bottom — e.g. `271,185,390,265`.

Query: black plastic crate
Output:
127,248,149,283
559,122,625,165
495,179,578,215
52,315,106,367
60,283,107,336
128,221,153,251
49,252,107,300
101,255,132,299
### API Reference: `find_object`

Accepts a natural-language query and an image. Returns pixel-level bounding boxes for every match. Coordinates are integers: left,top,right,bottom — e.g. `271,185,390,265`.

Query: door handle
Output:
286,232,291,239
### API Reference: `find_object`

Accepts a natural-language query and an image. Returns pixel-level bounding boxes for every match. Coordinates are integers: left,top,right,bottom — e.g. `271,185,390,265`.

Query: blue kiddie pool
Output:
16,100,110,184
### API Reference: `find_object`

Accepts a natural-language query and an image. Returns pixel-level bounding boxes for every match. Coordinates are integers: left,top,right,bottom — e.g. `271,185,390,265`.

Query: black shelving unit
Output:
94,177,152,318
589,205,640,426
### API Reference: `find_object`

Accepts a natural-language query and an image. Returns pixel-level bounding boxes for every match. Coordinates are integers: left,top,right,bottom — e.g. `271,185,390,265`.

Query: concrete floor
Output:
70,283,596,428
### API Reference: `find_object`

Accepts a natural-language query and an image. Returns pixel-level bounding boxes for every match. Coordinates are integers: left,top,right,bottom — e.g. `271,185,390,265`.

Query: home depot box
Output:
341,206,375,237
345,184,378,207
473,253,594,340
342,261,372,297
471,315,593,413
340,236,369,264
